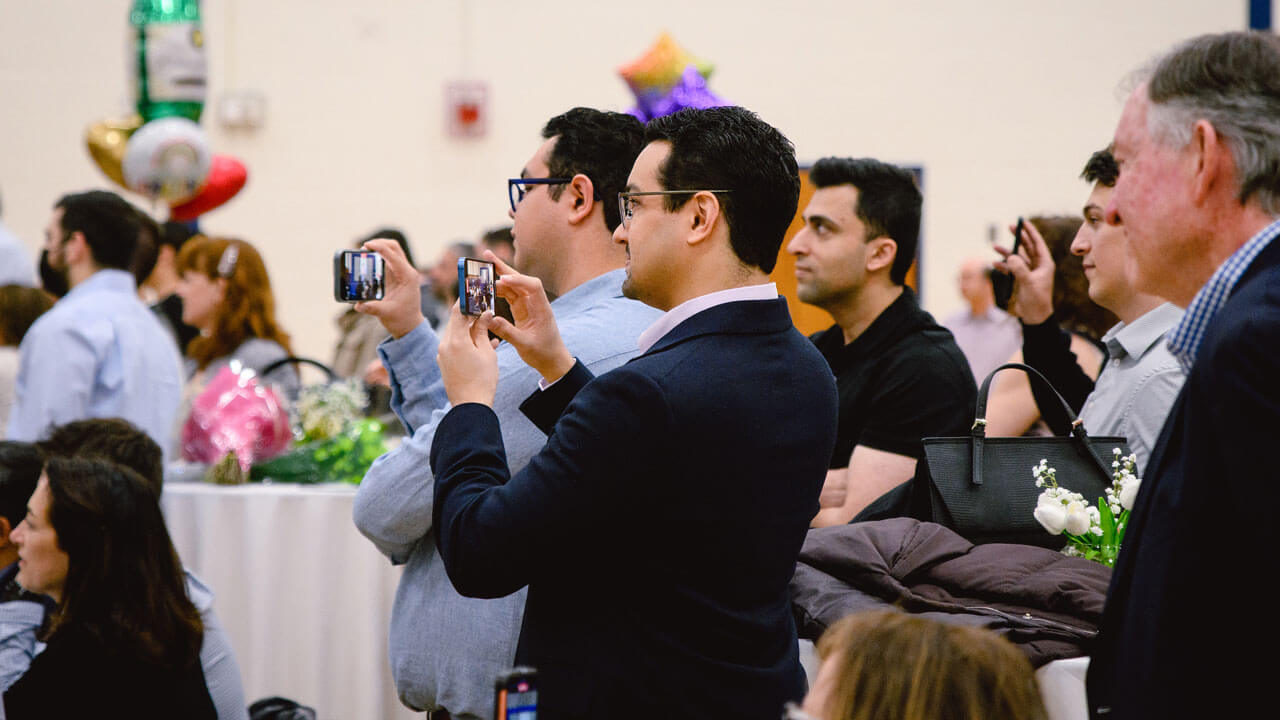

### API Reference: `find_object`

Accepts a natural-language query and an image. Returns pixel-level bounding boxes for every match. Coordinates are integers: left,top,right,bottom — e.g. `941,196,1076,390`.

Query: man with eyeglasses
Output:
352,107,657,720
429,106,838,719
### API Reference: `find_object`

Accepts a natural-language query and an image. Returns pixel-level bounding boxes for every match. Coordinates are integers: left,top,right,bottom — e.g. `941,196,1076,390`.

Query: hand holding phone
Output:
991,217,1023,310
334,250,386,302
458,257,496,316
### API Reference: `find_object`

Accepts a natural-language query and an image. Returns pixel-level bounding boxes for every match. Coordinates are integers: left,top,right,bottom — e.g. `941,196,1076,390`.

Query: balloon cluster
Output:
84,1,247,221
619,33,729,122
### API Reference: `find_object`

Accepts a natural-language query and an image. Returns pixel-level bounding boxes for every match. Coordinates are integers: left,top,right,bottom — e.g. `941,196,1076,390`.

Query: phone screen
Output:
334,250,385,302
458,257,496,316
494,668,537,720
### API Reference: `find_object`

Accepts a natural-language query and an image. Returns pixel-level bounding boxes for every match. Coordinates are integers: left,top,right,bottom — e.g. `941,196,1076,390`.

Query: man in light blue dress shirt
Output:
5,191,182,451
352,108,659,719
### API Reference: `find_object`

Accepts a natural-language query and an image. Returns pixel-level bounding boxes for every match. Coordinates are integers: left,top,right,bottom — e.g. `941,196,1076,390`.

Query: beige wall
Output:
0,0,1244,360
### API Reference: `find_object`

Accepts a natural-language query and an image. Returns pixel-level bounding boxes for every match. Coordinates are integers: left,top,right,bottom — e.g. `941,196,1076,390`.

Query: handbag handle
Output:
968,362,1114,486
260,356,339,383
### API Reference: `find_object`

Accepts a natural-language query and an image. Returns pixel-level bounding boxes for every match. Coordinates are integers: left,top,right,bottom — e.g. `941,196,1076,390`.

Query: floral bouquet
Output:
1032,449,1140,567
181,363,293,484
250,379,389,485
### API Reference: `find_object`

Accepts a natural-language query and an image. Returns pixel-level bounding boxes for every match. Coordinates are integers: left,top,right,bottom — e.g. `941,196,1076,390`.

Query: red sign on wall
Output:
446,81,488,139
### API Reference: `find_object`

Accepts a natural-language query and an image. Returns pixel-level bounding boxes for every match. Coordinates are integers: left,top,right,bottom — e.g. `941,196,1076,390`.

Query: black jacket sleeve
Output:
1020,319,1097,433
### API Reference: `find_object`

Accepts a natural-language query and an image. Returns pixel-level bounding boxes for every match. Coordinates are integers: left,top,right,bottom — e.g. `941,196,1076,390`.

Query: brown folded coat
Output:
790,517,1111,667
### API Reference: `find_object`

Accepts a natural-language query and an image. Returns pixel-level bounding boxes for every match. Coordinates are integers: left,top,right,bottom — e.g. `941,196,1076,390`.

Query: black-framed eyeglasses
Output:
508,178,572,213
617,189,732,229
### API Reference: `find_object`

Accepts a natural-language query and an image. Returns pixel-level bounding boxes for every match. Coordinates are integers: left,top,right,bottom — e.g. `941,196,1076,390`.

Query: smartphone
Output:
992,217,1024,310
333,250,386,302
494,667,537,720
458,257,496,316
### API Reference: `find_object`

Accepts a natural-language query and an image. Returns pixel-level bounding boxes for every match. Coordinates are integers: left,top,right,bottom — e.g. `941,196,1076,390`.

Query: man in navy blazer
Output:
1086,32,1280,719
429,106,838,719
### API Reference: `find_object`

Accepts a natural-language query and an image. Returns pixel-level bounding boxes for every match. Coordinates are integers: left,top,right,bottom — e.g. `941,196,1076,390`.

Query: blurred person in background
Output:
0,288,54,438
29,418,249,719
0,191,34,288
142,221,201,354
419,241,474,330
2,456,215,718
0,441,47,693
6,191,182,451
943,256,1021,383
476,225,514,266
174,236,299,401
794,610,1045,720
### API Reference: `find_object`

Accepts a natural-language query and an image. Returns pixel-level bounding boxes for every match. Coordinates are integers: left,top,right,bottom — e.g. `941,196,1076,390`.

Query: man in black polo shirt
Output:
789,157,976,526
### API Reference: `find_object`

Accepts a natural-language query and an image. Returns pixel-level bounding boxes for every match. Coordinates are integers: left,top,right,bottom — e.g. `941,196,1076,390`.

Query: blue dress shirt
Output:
6,269,183,450
352,268,659,718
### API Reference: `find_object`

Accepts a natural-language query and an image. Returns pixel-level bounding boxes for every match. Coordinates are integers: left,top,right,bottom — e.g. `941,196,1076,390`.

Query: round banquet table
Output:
161,480,421,720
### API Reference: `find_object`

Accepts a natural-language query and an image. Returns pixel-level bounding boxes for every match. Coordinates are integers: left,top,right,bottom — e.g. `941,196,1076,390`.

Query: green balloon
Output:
130,0,207,123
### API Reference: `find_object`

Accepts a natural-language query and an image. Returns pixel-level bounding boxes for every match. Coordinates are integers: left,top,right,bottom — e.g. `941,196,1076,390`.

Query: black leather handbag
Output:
912,363,1131,547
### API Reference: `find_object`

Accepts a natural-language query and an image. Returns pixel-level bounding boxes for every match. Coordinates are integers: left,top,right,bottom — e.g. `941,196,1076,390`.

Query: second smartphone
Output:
458,257,496,316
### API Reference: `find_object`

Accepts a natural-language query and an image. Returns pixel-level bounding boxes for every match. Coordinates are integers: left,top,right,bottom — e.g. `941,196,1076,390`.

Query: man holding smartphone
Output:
430,107,837,719
995,149,1184,474
352,108,657,719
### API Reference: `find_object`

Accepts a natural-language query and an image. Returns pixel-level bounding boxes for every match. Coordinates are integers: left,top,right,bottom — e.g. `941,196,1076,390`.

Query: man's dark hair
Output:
480,225,513,251
36,418,164,497
53,191,141,272
360,227,414,268
1081,149,1119,188
131,207,161,286
0,441,42,530
541,108,646,232
160,221,199,252
643,106,800,273
809,157,922,285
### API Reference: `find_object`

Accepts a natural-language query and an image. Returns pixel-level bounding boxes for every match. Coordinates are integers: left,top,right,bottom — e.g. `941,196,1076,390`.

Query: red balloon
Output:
169,154,248,220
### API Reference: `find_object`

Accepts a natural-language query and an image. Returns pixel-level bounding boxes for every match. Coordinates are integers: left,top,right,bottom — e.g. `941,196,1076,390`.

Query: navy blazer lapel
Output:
638,297,794,359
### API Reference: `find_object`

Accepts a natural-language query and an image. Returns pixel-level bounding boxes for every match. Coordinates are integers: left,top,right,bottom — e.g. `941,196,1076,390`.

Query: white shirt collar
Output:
636,282,778,353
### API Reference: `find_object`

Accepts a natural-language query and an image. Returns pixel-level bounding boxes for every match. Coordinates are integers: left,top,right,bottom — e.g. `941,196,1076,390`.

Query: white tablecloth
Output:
161,482,420,720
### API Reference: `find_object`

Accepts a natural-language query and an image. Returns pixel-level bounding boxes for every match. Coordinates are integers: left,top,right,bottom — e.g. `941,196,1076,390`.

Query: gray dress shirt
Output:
1079,303,1186,474
352,269,659,718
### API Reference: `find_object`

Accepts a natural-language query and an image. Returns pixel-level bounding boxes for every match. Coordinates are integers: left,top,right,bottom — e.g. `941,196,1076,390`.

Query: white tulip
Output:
1065,500,1091,535
1035,500,1068,535
1119,478,1140,511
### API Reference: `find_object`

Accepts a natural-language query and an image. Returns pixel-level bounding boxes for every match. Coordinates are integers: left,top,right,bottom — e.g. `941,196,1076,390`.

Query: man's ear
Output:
63,231,90,265
1188,119,1226,207
565,173,597,226
685,191,723,247
865,236,898,274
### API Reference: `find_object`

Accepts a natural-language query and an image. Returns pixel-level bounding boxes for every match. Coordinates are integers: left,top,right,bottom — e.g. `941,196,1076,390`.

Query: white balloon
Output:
122,117,211,203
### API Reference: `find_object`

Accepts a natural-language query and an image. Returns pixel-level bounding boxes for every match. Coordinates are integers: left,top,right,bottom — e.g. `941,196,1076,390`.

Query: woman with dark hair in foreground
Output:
2,456,215,718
